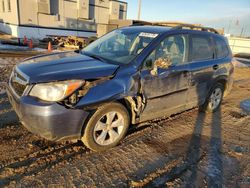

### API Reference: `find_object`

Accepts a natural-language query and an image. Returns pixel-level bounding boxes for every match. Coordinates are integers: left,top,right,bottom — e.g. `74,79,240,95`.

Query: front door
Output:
140,34,191,122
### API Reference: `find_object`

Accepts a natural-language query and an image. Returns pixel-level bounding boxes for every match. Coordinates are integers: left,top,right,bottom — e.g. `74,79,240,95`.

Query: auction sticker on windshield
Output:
139,32,158,38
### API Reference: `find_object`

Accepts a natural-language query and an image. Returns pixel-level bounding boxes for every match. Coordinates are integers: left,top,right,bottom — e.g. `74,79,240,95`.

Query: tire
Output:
199,83,224,113
82,102,130,151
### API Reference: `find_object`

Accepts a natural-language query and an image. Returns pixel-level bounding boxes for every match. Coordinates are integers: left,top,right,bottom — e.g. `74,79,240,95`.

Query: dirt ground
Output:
0,56,249,187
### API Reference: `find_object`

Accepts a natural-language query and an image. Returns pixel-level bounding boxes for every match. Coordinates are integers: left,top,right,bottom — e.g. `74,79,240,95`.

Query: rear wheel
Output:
200,83,224,113
82,103,129,151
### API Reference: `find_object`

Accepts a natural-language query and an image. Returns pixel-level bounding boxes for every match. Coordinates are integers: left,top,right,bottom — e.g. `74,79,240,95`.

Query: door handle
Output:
213,64,219,70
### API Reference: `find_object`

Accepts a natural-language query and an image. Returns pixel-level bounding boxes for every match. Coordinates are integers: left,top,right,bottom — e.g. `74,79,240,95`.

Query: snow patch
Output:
240,99,250,114
0,42,46,52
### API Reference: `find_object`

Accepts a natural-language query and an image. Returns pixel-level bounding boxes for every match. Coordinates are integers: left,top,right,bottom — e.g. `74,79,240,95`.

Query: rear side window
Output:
191,35,214,61
214,37,229,58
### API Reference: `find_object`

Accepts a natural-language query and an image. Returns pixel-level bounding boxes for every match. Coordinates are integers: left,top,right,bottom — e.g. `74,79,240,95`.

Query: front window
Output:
144,34,188,69
82,29,158,64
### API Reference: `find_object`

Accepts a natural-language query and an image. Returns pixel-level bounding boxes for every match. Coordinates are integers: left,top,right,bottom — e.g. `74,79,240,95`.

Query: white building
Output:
0,0,127,39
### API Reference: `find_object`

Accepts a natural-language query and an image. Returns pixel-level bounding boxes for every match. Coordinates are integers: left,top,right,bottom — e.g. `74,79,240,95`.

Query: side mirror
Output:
150,58,172,76
155,57,172,69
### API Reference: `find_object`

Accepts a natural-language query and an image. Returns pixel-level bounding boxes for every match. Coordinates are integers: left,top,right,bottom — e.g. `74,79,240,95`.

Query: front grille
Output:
9,69,28,97
11,80,26,96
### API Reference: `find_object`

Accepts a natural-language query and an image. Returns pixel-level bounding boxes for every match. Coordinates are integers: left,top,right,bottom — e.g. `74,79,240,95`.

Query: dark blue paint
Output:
7,26,234,141
18,51,119,83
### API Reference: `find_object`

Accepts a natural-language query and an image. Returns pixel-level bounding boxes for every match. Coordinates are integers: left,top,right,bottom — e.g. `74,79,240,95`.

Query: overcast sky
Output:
124,0,250,36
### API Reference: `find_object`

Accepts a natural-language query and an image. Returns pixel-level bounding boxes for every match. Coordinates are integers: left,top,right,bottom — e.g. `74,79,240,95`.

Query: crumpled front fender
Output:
75,77,137,109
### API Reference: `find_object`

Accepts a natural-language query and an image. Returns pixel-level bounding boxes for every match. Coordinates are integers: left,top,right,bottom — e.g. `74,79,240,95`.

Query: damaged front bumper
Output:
5,83,89,141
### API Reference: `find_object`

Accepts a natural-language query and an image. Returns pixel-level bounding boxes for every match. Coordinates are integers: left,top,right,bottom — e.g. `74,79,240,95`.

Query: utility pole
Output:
137,0,141,20
244,26,248,37
227,19,232,34
240,27,244,37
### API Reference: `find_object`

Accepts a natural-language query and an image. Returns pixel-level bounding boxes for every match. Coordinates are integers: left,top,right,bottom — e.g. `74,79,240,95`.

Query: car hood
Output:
16,51,119,84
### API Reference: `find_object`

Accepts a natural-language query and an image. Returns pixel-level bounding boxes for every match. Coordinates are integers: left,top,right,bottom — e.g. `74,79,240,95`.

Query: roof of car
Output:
120,25,172,34
120,25,221,36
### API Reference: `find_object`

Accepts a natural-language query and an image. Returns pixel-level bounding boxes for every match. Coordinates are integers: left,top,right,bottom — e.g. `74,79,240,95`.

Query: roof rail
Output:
172,24,219,34
130,21,221,34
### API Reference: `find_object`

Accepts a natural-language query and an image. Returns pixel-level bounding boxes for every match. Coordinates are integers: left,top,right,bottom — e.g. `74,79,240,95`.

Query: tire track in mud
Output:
0,59,249,187
0,83,91,186
0,94,19,129
0,111,190,186
219,111,250,143
0,108,198,187
0,56,25,94
129,110,250,187
130,152,207,188
29,129,199,187
0,141,91,186
123,108,197,145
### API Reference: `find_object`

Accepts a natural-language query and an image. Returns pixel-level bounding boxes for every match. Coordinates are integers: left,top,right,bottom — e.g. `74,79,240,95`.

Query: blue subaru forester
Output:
6,25,234,151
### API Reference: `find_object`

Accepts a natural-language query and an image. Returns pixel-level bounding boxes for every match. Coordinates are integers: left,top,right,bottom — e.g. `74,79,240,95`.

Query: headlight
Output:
29,80,84,102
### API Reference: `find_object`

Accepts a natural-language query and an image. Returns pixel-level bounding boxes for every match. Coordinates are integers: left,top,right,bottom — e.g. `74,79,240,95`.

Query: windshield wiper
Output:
83,52,107,62
82,51,120,65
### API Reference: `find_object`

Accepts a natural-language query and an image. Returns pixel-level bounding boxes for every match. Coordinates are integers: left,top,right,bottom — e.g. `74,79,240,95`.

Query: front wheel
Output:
199,83,224,113
82,103,130,151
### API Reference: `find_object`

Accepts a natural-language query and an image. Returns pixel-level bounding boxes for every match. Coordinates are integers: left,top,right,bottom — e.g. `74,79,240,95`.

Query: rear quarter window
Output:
191,35,214,61
214,36,229,59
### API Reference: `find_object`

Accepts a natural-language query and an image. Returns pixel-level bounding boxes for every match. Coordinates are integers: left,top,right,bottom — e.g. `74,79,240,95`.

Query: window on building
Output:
50,0,59,15
2,0,5,12
7,0,11,12
191,35,214,61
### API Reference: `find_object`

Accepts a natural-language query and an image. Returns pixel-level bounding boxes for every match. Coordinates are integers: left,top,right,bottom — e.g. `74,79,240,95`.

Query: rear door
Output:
186,33,216,108
140,34,191,122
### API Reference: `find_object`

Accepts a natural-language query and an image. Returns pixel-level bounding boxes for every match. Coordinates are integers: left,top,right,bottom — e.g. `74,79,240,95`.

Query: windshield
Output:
82,29,158,64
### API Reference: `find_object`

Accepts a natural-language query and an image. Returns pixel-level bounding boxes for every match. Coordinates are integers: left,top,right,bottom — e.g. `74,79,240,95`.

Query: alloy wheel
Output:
208,88,223,110
93,111,125,146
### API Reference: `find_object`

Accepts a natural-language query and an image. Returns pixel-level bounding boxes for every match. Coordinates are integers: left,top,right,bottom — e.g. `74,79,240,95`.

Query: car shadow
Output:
183,84,224,187
129,84,225,187
183,108,223,187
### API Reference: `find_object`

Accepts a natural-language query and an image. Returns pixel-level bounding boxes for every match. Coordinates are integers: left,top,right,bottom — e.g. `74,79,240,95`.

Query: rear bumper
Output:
6,83,89,141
